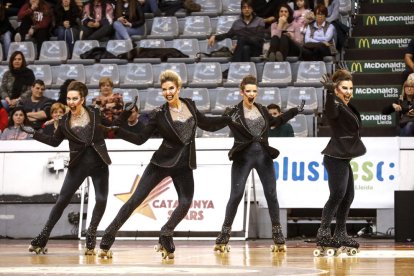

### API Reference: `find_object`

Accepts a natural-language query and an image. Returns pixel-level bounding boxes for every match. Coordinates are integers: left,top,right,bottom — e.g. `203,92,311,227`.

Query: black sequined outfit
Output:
215,226,231,245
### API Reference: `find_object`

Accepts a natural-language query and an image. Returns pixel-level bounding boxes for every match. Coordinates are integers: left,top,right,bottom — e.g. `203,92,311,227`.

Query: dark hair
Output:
125,102,138,112
267,103,281,112
87,0,108,20
314,4,328,17
332,69,352,85
58,79,76,105
8,106,29,127
8,51,28,70
240,0,253,10
115,0,139,22
295,0,310,10
67,81,89,99
0,1,6,21
240,75,257,91
275,3,294,23
32,79,45,87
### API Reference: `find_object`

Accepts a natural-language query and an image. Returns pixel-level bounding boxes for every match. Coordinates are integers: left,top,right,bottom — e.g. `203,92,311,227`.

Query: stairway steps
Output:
351,25,414,36
344,48,405,60
351,72,404,85
358,2,414,14
347,36,412,50
345,60,406,73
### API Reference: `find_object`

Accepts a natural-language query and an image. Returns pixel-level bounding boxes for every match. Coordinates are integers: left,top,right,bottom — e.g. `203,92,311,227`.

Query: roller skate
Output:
335,233,360,256
28,226,50,255
84,228,97,256
214,226,231,253
154,234,175,260
270,225,287,253
313,228,341,257
98,233,115,259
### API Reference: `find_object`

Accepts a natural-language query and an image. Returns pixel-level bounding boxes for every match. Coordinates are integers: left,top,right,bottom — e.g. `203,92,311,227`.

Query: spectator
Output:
0,51,35,111
293,0,314,34
41,102,67,135
3,0,26,17
208,0,266,62
16,0,53,57
53,0,82,58
0,100,8,132
382,79,414,136
251,0,281,26
81,0,114,41
113,0,145,41
301,4,336,61
120,102,145,133
0,1,14,60
0,106,32,140
403,38,414,83
18,79,54,130
267,103,294,137
322,0,348,51
138,0,161,16
267,3,303,62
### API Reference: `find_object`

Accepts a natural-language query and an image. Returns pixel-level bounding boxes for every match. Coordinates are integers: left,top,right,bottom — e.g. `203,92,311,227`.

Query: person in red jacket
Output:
16,0,53,57
0,100,8,132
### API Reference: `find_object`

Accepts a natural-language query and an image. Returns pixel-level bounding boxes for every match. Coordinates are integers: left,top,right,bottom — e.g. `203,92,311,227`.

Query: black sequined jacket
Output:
116,98,231,169
224,101,298,160
33,107,111,168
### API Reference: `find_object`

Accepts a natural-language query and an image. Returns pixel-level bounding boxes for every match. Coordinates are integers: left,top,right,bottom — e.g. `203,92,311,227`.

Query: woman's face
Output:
279,7,290,18
296,0,305,8
161,81,180,104
315,10,326,25
62,0,70,7
100,82,113,97
335,80,353,105
67,90,84,113
13,110,25,126
241,84,258,108
12,54,23,69
52,108,65,120
404,82,414,97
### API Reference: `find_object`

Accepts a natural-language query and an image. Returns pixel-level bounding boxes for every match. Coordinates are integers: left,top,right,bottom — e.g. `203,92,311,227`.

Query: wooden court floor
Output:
1,238,414,275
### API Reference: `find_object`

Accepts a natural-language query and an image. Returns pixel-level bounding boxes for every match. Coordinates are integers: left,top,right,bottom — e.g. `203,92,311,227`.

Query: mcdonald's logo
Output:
351,62,363,73
358,38,370,48
366,16,378,26
371,0,383,3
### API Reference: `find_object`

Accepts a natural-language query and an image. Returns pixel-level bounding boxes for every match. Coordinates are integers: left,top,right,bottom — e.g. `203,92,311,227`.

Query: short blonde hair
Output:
50,102,66,114
159,70,182,89
99,77,114,88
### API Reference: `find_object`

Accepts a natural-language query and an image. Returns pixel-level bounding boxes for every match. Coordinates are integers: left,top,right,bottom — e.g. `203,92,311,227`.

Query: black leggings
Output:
231,37,263,62
44,149,109,232
320,155,354,234
103,163,194,237
221,142,281,228
269,35,301,59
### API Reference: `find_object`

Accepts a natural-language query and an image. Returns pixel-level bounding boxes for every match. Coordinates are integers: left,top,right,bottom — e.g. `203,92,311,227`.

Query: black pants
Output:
269,35,301,60
17,16,51,57
301,43,331,61
101,162,194,248
320,155,354,235
221,142,281,228
81,25,113,41
43,148,109,233
231,37,263,62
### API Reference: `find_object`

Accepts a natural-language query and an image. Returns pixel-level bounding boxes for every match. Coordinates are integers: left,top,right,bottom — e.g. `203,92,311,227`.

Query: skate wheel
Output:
347,248,358,256
313,249,321,257
85,248,96,256
98,250,113,259
326,248,335,257
168,253,175,259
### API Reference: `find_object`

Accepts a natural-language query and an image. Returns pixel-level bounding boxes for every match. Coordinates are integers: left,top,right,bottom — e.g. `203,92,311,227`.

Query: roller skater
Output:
84,227,97,255
270,225,287,252
314,69,366,257
215,75,304,254
155,231,175,259
28,226,50,254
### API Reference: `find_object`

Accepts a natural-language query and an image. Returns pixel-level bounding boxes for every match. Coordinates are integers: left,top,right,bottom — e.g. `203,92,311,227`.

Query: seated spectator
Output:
0,1,14,60
0,106,32,140
138,0,161,16
120,102,145,133
0,51,35,111
293,0,314,34
324,0,348,51
267,103,294,137
301,4,336,61
208,0,266,62
41,102,67,135
113,0,145,41
18,79,54,130
403,38,414,83
0,100,8,132
53,0,82,58
267,3,303,62
382,79,414,136
81,0,114,41
251,0,280,26
16,0,53,57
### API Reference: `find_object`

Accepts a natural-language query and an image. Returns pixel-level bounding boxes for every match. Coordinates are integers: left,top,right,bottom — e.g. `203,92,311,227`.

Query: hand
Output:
125,96,138,112
63,20,70,28
20,124,35,135
98,124,119,134
320,74,336,93
28,27,35,36
297,100,306,112
392,103,402,112
208,35,216,47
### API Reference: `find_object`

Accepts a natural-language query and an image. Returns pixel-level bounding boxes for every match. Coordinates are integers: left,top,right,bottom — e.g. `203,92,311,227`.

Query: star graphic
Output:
114,175,172,220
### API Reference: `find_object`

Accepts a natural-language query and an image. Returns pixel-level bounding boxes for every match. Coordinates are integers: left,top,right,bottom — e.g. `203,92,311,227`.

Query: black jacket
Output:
116,98,230,169
224,101,298,160
321,92,366,159
33,107,111,168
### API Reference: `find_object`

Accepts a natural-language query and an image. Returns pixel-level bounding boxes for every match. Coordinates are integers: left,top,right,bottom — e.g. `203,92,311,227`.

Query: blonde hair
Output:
99,77,114,88
400,79,414,101
159,70,182,89
50,102,66,114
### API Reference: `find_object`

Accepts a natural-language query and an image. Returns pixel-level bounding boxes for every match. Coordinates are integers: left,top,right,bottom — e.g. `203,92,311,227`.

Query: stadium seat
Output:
143,88,166,112
120,63,154,88
286,87,318,113
7,42,36,63
153,63,188,87
214,15,238,34
188,62,223,88
87,64,120,88
201,126,231,137
256,87,282,107
198,38,233,63
294,61,326,87
180,16,212,39
222,0,241,14
193,0,222,16
113,88,140,104
180,88,210,112
147,16,179,40
103,39,134,64
0,46,3,62
260,62,292,87
69,40,99,64
289,114,309,137
211,87,241,114
35,41,68,65
54,64,86,86
28,64,52,86
167,38,200,63
135,39,166,63
0,65,8,79
43,89,60,100
224,62,257,87
85,89,100,106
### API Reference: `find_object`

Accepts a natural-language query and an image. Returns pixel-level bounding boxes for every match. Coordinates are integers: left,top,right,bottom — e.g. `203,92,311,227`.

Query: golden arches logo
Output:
351,62,363,73
358,38,370,48
366,16,378,26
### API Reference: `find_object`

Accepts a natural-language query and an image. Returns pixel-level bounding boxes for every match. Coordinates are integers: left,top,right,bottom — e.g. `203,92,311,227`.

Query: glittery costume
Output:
217,102,299,245
100,98,230,252
318,89,366,248
31,107,111,250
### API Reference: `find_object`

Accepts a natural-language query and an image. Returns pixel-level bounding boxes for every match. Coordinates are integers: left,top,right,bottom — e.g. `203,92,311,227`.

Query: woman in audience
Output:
293,0,314,34
113,0,145,41
0,51,35,111
94,77,124,126
81,0,114,41
267,3,303,62
0,1,14,61
42,102,67,135
54,0,82,58
1,106,32,140
138,0,161,16
0,100,9,132
16,0,53,57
